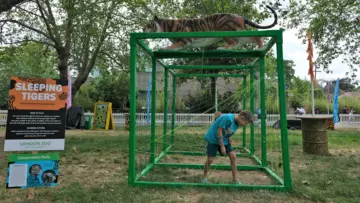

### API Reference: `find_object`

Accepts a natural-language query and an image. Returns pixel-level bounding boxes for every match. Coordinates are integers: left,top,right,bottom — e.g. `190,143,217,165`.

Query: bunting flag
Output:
333,79,339,123
306,31,317,85
67,70,72,109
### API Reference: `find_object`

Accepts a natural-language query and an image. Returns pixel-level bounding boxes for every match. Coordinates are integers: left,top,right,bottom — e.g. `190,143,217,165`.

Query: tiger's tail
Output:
244,5,278,29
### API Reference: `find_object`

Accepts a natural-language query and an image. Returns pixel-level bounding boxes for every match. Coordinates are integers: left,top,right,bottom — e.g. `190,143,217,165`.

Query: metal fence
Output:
0,110,358,127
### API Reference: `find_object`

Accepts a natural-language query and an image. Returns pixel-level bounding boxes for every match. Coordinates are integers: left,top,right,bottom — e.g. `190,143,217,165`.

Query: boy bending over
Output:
203,110,253,184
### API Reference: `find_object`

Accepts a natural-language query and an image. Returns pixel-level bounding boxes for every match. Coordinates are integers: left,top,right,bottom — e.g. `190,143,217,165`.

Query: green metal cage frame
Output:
128,29,292,191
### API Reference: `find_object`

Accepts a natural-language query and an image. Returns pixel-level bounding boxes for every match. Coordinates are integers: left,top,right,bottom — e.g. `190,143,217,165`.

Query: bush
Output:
338,97,360,113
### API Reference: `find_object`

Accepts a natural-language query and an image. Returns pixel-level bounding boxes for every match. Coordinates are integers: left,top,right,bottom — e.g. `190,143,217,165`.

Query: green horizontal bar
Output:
156,163,263,170
131,30,282,39
167,65,252,70
154,50,262,59
167,151,204,156
134,181,287,191
232,146,246,150
136,163,155,181
137,40,153,57
175,73,245,78
167,151,251,157
263,167,284,185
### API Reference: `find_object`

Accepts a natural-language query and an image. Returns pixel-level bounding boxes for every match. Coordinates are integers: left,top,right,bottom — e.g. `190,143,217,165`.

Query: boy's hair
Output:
214,112,222,120
239,110,254,123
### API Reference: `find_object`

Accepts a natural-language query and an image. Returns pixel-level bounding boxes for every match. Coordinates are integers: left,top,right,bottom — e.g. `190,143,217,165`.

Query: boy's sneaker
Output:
201,178,209,183
232,180,242,184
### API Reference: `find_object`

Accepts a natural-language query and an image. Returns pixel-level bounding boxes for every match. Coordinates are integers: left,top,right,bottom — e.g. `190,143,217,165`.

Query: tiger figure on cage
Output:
142,5,277,50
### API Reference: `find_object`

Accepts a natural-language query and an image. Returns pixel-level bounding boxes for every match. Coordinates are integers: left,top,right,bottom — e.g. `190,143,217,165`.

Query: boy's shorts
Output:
204,141,233,157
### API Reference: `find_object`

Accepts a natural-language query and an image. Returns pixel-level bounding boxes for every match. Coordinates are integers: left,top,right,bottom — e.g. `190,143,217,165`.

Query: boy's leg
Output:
204,156,215,179
226,145,239,183
203,143,218,181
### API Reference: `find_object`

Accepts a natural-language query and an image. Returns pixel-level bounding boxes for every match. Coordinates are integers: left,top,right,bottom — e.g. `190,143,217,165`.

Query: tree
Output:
0,0,76,79
288,76,311,109
0,42,58,108
74,70,130,111
276,0,360,80
331,77,356,92
0,0,143,99
264,55,296,87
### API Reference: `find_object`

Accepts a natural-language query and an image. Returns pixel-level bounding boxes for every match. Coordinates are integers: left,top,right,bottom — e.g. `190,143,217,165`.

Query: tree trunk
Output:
57,47,69,80
71,74,90,99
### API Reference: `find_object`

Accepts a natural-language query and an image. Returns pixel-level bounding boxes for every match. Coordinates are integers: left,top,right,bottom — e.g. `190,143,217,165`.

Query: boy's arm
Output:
217,128,226,155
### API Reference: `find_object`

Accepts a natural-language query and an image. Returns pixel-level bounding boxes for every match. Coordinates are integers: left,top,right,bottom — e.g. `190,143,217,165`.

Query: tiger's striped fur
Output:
143,5,277,50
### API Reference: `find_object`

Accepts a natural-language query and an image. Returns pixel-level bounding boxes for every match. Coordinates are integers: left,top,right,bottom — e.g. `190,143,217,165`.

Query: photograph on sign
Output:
6,153,59,189
4,77,68,151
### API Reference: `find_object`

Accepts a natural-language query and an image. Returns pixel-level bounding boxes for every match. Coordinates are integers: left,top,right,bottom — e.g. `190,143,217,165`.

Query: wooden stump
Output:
296,115,333,155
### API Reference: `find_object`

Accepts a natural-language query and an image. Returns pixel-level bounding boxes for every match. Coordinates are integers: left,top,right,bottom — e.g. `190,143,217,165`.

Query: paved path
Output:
335,123,360,129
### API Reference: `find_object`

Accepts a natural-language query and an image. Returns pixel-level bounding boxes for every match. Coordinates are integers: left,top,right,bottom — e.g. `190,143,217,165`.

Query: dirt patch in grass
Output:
140,166,274,186
160,154,258,165
209,170,274,185
329,148,360,156
58,153,124,188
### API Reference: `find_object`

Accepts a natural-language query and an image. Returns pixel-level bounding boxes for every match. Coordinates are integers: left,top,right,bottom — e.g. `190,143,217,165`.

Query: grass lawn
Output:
0,126,360,203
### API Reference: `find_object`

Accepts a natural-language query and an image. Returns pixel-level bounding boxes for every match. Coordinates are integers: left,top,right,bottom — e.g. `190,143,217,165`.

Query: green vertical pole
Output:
250,70,255,154
128,35,137,186
171,75,176,145
276,30,292,190
260,56,267,166
163,67,169,151
215,80,218,112
150,56,157,163
242,76,247,148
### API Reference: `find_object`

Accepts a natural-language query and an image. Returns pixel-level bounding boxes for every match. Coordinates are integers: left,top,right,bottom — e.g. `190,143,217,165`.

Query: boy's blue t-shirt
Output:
204,114,239,145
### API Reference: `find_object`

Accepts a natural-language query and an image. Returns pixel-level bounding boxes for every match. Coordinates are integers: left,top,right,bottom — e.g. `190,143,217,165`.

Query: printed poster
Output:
6,153,59,189
4,77,68,151
94,103,109,129
93,102,114,130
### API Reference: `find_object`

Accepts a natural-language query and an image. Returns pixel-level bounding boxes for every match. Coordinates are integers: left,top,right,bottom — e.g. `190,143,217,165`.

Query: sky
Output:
259,2,360,84
273,25,354,82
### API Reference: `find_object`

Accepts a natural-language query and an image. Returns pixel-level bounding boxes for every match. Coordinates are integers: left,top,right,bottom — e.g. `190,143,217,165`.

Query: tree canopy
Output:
270,0,360,80
1,0,354,113
0,42,58,107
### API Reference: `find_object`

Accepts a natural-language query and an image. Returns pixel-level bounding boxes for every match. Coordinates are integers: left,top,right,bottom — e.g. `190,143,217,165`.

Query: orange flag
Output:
306,31,316,85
